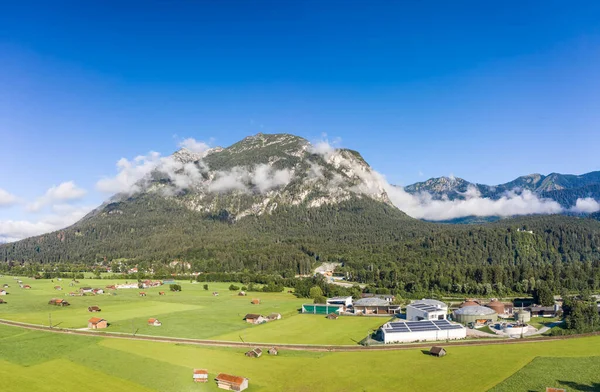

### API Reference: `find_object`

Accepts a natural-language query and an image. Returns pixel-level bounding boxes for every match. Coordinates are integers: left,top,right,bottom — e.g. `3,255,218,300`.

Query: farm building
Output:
406,299,448,321
105,285,116,290
327,296,353,307
48,298,70,306
115,283,139,289
245,348,262,358
527,305,560,317
54,286,62,290
302,304,342,315
212,292,219,296
80,287,93,294
453,305,498,324
147,318,162,326
379,320,466,343
0,298,5,304
93,289,104,294
23,285,31,289
193,369,208,383
88,317,107,329
159,291,166,296
353,298,401,315
88,306,102,312
238,291,246,296
215,373,249,391
251,298,260,305
268,347,278,356
244,314,267,324
0,290,7,295
326,312,339,320
361,293,396,302
486,299,509,315
267,313,281,321
139,292,147,297
429,346,446,357
2,284,8,288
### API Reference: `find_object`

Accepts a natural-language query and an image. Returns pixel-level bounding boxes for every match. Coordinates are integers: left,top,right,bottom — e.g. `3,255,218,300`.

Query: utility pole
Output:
131,319,134,336
49,313,52,329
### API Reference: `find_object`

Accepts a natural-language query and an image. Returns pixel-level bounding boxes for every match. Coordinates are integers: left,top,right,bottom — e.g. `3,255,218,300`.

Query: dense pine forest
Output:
1,193,600,298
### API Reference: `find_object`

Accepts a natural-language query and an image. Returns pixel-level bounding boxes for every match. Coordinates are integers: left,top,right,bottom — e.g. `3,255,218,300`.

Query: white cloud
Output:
179,138,210,154
0,188,18,207
0,205,94,242
208,165,293,193
96,152,162,194
28,181,87,212
309,135,341,160
251,164,293,193
570,197,600,214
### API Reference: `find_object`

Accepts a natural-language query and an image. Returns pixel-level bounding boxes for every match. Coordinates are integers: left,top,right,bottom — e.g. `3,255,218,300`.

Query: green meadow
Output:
1,323,600,391
0,277,389,344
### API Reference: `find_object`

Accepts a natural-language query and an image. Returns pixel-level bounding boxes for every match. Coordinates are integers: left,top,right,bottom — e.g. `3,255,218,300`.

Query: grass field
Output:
0,276,389,345
1,323,600,391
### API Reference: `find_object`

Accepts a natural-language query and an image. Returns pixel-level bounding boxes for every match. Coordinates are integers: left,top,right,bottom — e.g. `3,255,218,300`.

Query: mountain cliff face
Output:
405,171,600,208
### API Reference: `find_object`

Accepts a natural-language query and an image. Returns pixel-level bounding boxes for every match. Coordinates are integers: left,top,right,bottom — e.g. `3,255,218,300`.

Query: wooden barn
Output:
268,347,278,356
193,369,208,383
267,313,282,321
0,298,6,304
244,314,266,324
245,348,262,358
139,292,147,297
429,346,446,357
23,285,31,289
238,291,246,296
159,291,166,296
0,290,7,296
326,313,339,320
147,318,162,326
212,291,219,296
88,317,107,329
88,306,101,312
54,286,62,290
215,373,249,391
251,298,260,305
48,298,70,307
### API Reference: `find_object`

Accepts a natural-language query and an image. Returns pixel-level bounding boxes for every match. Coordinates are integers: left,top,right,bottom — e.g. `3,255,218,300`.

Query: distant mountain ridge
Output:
405,171,600,208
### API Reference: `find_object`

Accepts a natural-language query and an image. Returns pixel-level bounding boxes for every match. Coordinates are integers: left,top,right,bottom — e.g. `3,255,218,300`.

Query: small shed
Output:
2,284,9,288
193,369,208,383
147,318,162,326
54,286,62,290
238,291,247,296
0,290,7,296
80,287,93,293
429,346,446,357
212,292,219,296
88,317,108,329
0,298,6,304
88,306,102,312
139,292,147,297
245,348,263,358
251,298,260,305
326,312,339,320
159,291,166,296
48,298,70,306
215,373,249,391
244,314,266,324
23,285,31,289
268,347,278,356
267,313,282,321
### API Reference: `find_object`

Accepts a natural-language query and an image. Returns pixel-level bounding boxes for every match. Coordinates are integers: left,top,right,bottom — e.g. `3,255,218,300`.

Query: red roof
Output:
89,317,104,324
215,373,246,386
193,369,208,375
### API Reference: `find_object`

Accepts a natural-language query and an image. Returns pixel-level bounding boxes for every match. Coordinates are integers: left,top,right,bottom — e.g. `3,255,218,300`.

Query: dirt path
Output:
1,318,599,352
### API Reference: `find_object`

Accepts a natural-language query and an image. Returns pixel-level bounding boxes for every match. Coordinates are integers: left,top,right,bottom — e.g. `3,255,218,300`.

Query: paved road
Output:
1,318,597,352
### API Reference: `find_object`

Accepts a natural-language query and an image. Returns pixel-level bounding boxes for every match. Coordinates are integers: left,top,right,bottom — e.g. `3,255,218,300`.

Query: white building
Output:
326,296,353,307
406,299,448,321
380,320,466,344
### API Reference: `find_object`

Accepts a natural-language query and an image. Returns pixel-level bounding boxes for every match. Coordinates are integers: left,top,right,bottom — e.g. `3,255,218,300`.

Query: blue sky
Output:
1,1,600,240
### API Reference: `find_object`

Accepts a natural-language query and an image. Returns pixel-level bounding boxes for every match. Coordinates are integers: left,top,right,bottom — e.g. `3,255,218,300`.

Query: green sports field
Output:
0,277,388,344
1,323,600,391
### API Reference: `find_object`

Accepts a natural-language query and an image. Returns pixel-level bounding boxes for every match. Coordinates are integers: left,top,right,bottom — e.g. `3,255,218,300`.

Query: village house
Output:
251,298,260,305
268,347,278,356
245,348,262,358
88,317,108,329
267,313,282,321
215,373,249,391
429,346,447,357
193,369,208,383
244,314,267,324
148,318,162,326
88,306,101,312
48,298,70,307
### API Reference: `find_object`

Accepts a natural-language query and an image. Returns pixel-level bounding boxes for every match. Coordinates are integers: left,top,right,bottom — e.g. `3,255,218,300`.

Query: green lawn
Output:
0,276,392,344
1,323,600,391
490,356,600,391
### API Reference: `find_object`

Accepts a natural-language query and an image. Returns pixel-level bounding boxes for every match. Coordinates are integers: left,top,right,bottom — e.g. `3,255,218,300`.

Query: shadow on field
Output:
557,381,600,391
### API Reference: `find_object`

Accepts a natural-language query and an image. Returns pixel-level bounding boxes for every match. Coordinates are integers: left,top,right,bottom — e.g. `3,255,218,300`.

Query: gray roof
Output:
408,302,445,313
328,296,352,301
353,297,390,307
382,319,464,333
412,299,447,309
453,305,496,316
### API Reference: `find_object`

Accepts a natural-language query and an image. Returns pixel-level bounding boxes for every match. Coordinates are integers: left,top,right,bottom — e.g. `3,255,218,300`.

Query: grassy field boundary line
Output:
485,355,538,391
1,318,600,352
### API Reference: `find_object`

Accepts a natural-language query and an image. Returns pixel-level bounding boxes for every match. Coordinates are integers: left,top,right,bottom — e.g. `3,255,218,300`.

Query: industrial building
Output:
379,319,466,343
453,305,498,324
326,296,353,307
406,299,448,321
514,309,531,323
352,297,401,315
